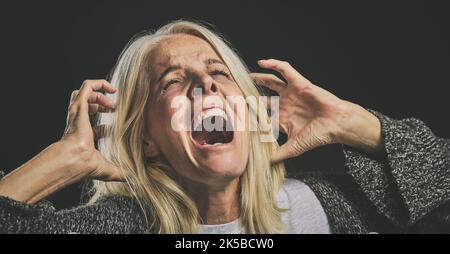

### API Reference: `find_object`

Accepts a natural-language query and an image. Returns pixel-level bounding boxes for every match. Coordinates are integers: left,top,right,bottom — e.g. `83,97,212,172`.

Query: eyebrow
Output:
157,64,182,82
204,58,225,66
157,58,227,82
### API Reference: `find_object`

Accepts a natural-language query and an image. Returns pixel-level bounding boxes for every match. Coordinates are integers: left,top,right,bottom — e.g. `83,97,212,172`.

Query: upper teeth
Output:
193,108,227,131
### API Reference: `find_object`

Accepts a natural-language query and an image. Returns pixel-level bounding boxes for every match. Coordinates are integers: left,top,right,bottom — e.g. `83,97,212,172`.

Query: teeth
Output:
202,142,224,146
203,108,227,120
193,108,227,131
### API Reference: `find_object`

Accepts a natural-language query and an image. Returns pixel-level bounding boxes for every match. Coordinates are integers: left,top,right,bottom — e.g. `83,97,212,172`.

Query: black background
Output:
1,0,449,209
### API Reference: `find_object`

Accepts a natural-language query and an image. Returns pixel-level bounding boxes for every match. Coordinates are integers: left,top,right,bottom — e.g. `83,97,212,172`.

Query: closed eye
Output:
210,69,231,78
163,79,181,90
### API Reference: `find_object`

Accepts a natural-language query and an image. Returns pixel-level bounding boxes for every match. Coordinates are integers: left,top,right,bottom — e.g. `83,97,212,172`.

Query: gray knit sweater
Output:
1,111,449,233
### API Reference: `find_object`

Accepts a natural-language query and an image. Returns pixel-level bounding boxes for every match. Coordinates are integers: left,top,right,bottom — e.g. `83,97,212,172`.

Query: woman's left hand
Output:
251,59,384,163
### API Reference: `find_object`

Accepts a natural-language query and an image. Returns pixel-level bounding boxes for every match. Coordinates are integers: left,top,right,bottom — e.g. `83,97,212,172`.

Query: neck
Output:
180,178,240,225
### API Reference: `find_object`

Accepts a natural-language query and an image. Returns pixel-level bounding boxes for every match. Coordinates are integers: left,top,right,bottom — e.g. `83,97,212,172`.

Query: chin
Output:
188,130,248,183
196,151,246,179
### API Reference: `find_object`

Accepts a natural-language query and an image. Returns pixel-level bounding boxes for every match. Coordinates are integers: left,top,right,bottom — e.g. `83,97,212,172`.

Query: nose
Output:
188,73,218,99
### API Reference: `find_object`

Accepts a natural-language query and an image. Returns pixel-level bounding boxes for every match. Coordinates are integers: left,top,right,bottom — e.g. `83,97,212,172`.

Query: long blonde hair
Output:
90,20,286,233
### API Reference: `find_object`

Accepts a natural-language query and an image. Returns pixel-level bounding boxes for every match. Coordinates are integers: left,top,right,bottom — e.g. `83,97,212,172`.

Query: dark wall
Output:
1,0,449,208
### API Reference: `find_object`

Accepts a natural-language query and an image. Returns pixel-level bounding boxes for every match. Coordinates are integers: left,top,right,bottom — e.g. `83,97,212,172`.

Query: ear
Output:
143,136,160,158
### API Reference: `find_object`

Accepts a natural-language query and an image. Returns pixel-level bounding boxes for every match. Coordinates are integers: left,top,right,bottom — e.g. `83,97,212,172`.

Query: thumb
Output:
91,153,127,182
101,162,127,182
270,137,309,163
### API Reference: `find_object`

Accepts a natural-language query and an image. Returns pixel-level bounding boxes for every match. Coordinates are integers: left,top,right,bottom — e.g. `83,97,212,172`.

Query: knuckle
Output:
95,92,103,101
100,79,111,87
71,90,79,97
75,139,91,154
81,80,93,90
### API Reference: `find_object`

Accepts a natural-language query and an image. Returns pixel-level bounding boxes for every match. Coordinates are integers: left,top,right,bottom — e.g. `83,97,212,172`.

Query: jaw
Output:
184,129,248,180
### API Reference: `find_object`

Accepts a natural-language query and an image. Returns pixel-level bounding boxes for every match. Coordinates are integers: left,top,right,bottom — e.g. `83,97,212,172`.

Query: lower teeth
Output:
199,142,224,146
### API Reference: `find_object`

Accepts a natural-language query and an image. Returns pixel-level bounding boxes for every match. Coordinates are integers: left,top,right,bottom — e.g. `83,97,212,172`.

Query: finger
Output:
64,103,90,138
250,73,286,94
74,80,116,121
87,92,116,109
271,138,304,163
66,90,79,126
88,104,114,115
66,96,90,130
257,59,309,89
78,79,117,102
69,90,79,105
270,127,317,163
256,93,280,116
83,79,117,93
270,137,308,163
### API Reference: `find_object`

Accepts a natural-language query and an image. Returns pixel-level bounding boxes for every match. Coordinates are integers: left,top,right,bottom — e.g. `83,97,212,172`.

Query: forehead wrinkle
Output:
153,34,220,62
148,35,226,86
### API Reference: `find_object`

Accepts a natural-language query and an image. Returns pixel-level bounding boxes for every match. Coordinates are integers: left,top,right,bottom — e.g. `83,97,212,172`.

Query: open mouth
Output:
191,112,234,146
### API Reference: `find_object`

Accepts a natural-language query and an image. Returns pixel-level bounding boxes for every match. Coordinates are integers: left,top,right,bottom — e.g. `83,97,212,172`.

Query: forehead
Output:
149,34,220,70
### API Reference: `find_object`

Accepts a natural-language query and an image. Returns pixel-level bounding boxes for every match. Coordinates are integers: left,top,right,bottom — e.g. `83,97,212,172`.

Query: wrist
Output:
335,101,384,155
55,139,97,177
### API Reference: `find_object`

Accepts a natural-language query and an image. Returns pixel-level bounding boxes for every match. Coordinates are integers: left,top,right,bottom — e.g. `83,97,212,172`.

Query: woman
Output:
0,20,449,234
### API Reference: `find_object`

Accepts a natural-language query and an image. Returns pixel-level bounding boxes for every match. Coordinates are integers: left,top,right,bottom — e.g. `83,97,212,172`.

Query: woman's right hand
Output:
0,80,124,204
61,79,124,181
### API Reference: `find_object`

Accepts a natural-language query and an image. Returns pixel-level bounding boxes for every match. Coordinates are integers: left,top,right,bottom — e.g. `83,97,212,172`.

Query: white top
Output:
198,178,331,234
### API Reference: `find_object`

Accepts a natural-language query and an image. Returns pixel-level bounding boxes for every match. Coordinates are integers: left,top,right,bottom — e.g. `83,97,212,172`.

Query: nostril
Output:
210,83,218,93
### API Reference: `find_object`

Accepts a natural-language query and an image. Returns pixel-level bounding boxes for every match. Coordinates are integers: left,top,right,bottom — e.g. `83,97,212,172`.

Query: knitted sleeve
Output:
0,171,145,234
343,110,450,231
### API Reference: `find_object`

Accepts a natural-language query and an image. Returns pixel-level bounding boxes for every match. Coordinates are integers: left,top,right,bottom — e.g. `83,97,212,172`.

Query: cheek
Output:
148,99,178,131
147,100,189,151
226,84,244,97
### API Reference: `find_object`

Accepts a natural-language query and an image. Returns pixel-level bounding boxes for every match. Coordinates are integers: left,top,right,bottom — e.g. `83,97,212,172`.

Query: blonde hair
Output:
90,20,286,233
